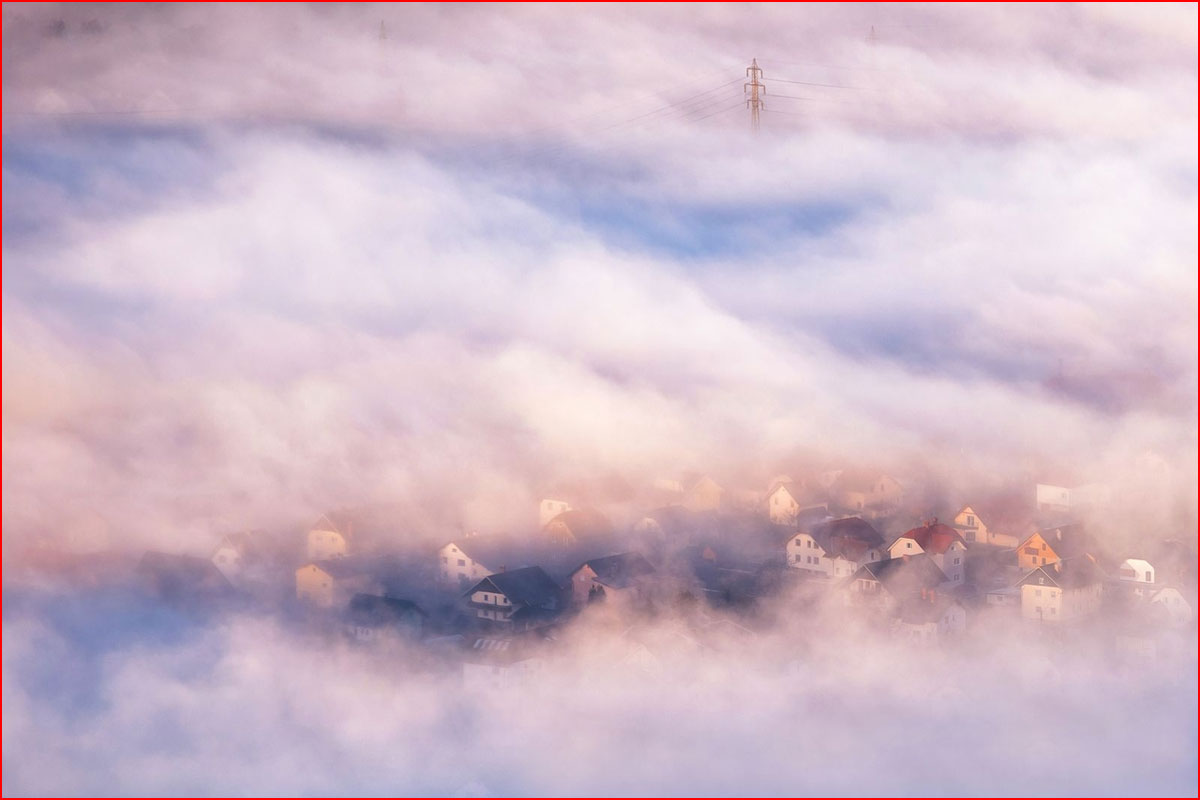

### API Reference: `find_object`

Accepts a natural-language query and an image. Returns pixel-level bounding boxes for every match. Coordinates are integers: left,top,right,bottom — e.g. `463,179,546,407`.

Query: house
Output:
786,516,884,579
568,552,656,607
307,512,352,561
344,594,426,643
893,592,967,643
295,559,377,608
846,554,947,611
1147,587,1193,626
464,566,563,628
439,539,502,588
683,475,724,511
137,551,234,602
1016,523,1090,571
765,480,827,525
1018,557,1104,623
461,632,551,690
830,470,904,516
950,505,1022,548
210,529,297,589
1117,558,1155,586
1035,482,1111,512
538,498,572,528
1035,484,1072,513
542,508,613,546
211,531,256,581
887,520,967,585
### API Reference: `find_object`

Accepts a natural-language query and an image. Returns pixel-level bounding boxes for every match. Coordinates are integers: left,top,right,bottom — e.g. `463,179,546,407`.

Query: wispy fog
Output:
2,2,1196,796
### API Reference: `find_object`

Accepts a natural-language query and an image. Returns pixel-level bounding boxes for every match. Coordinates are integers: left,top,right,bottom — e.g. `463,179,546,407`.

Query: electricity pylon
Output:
745,58,765,131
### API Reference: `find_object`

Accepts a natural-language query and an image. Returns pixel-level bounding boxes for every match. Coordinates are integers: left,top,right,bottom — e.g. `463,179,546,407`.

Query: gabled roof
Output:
1027,522,1091,559
808,517,886,558
467,566,561,607
639,505,719,537
300,557,375,580
573,552,656,589
137,552,232,596
346,593,426,625
900,521,965,555
1019,557,1103,590
444,536,535,573
832,469,900,494
311,511,354,537
896,594,961,625
852,554,947,597
544,508,613,539
767,480,825,506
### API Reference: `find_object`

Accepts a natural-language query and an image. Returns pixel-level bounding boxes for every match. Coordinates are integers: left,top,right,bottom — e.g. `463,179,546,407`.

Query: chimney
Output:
499,565,506,573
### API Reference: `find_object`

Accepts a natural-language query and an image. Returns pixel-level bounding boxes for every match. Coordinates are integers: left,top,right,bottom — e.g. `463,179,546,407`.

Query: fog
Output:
2,3,1197,796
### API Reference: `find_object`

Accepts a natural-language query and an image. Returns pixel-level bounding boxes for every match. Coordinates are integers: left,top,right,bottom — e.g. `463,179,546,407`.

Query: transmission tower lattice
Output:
745,58,765,131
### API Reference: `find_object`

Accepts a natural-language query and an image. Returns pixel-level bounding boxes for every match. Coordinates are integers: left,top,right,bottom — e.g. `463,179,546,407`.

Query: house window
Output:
906,542,912,549
795,538,802,546
966,515,975,527
457,559,466,567
954,557,961,565
1035,589,1041,597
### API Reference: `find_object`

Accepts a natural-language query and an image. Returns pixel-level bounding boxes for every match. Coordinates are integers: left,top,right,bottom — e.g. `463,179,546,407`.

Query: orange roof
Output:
901,520,965,555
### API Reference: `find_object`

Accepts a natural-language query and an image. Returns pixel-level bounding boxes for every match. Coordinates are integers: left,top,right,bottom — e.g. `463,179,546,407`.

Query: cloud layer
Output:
1,4,1196,795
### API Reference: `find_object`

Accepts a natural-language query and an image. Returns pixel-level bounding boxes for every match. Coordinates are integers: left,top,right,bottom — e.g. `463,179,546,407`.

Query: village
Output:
120,466,1198,687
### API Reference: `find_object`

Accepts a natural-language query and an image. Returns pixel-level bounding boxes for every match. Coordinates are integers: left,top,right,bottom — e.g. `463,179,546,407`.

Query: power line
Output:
692,102,745,122
768,77,861,90
767,93,820,102
600,77,743,131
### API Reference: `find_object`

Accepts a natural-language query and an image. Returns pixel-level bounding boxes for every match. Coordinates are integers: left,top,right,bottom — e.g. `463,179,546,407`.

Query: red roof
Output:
901,521,965,555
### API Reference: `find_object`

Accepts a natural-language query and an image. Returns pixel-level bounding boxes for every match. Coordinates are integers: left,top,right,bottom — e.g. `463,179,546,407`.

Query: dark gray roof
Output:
896,594,960,624
575,552,656,589
808,516,886,553
467,566,561,607
303,556,378,580
137,552,232,598
852,554,947,598
347,593,426,625
451,536,540,573
1019,556,1103,590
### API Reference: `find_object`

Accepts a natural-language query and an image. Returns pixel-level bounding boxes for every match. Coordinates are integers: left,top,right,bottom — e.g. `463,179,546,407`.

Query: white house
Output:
893,593,967,643
830,470,904,516
766,481,827,525
786,517,885,580
886,521,966,586
1148,587,1193,626
1018,558,1104,623
464,566,563,628
1118,558,1155,586
538,498,572,528
439,540,499,588
461,636,546,691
